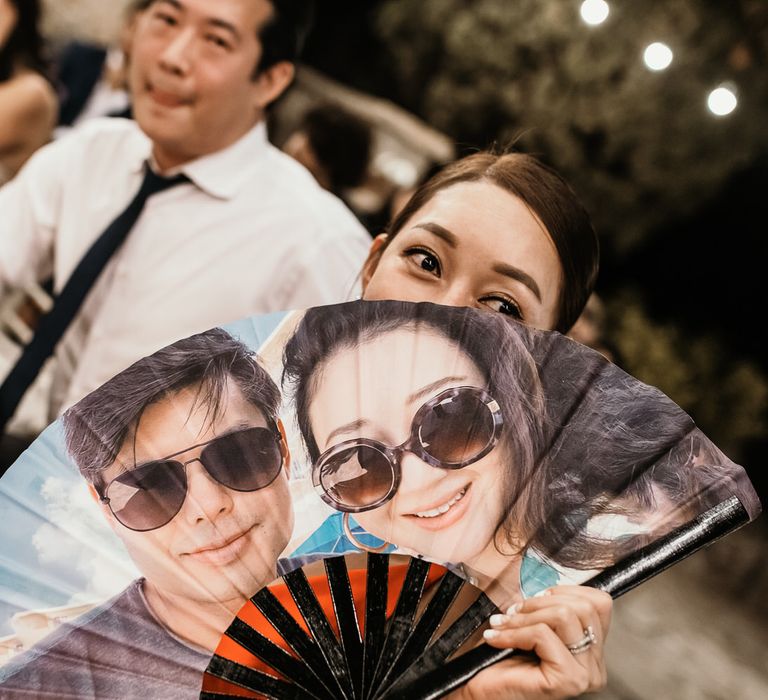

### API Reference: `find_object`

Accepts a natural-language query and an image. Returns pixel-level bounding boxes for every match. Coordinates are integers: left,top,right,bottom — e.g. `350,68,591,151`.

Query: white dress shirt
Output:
0,118,370,418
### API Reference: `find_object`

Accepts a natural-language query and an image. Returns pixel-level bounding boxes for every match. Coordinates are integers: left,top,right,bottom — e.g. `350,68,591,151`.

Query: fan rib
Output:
369,557,431,690
224,617,337,700
251,587,342,695
283,567,355,699
324,556,365,699
362,553,389,699
374,570,465,694
380,592,498,698
204,653,318,700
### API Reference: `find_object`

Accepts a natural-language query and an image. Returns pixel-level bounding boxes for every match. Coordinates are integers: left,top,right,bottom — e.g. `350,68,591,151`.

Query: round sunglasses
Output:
97,425,284,531
312,386,504,513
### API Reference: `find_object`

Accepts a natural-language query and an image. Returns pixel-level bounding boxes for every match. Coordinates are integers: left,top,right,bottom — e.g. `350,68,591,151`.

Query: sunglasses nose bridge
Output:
182,456,220,486
390,438,433,471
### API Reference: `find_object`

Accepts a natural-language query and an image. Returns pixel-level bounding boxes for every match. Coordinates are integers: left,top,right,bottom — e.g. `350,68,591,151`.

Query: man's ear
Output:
276,418,291,477
87,483,118,529
253,61,295,111
87,483,100,503
361,234,389,291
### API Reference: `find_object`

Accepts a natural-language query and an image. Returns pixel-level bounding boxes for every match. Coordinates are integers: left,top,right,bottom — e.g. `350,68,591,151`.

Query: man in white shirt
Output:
0,0,370,423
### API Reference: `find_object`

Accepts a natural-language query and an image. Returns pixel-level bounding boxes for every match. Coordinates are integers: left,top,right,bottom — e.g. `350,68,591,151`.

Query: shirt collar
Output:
142,121,270,200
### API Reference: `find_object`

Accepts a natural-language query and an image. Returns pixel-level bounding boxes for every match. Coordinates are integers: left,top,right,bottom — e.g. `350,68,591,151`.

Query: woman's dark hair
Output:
283,301,757,571
0,0,47,82
370,152,599,334
528,330,760,567
63,328,280,488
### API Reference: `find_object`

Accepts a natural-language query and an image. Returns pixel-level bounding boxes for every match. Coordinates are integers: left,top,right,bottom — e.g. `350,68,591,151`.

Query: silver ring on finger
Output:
566,625,597,655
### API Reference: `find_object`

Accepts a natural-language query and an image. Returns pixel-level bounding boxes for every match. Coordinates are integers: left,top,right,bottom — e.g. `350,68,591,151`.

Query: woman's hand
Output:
452,586,612,700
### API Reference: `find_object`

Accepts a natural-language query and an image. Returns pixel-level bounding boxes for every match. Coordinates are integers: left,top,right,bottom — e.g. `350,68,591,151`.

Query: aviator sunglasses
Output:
313,386,503,513
97,425,284,531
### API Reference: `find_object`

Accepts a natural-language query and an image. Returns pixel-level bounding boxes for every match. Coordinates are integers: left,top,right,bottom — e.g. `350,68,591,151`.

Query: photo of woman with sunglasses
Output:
282,299,759,597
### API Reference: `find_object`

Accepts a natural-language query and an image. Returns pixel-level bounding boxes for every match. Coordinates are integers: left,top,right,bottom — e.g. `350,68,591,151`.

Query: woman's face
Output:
363,181,563,330
0,0,19,50
308,327,508,565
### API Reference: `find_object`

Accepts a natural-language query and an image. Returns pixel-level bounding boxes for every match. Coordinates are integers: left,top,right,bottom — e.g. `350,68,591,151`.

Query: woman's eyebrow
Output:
413,222,459,247
326,418,369,444
408,376,467,405
493,263,542,302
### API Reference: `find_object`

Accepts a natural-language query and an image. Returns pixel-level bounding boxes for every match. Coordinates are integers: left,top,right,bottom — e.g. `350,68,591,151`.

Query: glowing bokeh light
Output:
580,0,610,26
707,86,738,116
643,42,673,71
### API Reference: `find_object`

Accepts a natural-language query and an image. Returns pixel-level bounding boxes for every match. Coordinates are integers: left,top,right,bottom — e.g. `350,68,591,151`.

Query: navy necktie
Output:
0,167,188,432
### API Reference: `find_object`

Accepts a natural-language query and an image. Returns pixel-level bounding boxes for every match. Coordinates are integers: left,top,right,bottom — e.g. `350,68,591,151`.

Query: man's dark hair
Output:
62,328,280,486
301,104,372,192
255,0,315,75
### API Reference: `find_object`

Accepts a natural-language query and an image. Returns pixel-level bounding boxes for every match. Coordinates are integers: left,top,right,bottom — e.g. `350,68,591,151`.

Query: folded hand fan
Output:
202,554,496,700
0,301,759,699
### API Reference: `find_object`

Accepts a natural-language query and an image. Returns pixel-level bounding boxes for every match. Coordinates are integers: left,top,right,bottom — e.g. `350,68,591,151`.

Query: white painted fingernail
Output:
489,614,508,627
533,588,553,598
506,603,521,615
483,629,500,640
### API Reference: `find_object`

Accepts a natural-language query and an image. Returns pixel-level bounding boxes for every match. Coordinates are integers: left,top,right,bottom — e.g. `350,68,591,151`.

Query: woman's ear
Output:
277,418,291,477
361,234,389,291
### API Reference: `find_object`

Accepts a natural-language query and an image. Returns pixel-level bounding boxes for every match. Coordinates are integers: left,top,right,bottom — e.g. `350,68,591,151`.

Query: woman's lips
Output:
183,527,253,566
404,484,472,532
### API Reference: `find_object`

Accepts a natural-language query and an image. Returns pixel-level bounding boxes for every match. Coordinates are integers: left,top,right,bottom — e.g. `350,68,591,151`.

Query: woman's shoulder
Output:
0,70,57,121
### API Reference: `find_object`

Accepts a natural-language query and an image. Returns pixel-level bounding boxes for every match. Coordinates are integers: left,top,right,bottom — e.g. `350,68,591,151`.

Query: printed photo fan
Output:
202,499,749,700
0,300,760,699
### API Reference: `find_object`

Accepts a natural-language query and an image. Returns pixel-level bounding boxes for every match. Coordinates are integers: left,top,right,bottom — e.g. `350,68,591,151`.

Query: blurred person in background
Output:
55,0,153,131
0,0,369,454
282,102,372,200
0,0,56,185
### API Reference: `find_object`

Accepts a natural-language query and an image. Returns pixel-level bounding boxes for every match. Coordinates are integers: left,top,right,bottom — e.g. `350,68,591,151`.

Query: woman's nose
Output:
396,450,445,496
436,283,472,309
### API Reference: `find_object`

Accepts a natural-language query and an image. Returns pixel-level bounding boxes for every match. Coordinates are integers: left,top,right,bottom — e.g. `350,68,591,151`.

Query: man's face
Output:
99,379,293,608
130,0,288,169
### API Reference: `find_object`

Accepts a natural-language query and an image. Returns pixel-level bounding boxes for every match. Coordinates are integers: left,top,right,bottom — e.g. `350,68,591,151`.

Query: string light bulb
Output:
643,42,673,71
580,0,610,26
707,85,738,116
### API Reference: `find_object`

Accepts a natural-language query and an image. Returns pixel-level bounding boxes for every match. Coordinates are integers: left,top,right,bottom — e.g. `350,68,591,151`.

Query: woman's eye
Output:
480,296,523,320
404,248,441,276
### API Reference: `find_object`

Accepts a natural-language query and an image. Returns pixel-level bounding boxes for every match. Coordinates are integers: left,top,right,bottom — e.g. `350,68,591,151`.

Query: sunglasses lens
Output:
419,390,496,466
202,427,283,491
107,461,187,531
319,445,393,510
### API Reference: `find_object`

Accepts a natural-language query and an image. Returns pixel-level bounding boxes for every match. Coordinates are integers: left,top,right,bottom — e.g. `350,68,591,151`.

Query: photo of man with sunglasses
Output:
0,328,293,698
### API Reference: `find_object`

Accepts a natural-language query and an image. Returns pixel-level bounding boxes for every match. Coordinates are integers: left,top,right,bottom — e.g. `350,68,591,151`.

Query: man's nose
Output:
158,28,195,76
182,460,234,524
